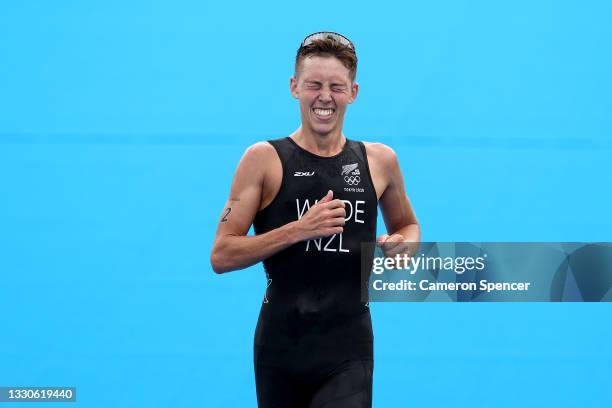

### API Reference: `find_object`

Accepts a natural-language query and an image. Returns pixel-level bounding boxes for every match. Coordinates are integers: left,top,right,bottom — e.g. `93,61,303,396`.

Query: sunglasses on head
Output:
300,31,355,51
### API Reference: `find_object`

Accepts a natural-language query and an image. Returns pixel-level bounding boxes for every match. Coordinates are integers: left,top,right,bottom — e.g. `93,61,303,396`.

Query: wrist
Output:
286,220,304,244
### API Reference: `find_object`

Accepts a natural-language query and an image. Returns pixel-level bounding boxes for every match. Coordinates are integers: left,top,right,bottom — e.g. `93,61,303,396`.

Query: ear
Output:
348,81,359,104
289,76,299,99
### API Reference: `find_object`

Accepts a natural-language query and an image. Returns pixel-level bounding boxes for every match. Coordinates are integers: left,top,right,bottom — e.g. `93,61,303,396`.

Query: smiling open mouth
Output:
312,108,335,119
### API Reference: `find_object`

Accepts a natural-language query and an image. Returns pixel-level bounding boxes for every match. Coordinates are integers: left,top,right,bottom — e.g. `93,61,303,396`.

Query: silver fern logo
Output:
341,163,359,175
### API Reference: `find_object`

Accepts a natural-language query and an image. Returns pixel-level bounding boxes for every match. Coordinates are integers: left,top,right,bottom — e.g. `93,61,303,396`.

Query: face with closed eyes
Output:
290,55,358,137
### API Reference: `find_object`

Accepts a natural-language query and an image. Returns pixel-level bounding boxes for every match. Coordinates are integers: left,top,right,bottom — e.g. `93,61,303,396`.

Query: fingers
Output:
325,217,346,227
322,226,344,236
313,225,343,238
382,235,403,250
326,199,345,209
384,241,409,257
328,207,346,218
318,192,346,210
386,241,419,258
376,234,389,245
378,234,404,257
379,235,419,258
319,190,333,203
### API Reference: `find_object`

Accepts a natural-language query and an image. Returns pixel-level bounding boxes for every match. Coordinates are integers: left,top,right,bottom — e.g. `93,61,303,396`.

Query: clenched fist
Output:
295,190,346,241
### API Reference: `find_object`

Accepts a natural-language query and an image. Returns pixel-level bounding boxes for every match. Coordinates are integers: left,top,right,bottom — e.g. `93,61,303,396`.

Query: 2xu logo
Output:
294,171,315,177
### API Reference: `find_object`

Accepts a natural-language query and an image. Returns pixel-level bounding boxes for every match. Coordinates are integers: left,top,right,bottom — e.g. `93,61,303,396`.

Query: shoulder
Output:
242,141,277,158
362,141,399,169
235,141,282,180
238,141,280,166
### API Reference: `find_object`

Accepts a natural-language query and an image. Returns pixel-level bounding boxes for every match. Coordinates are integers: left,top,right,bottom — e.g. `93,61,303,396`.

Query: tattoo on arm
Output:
220,197,240,223
221,207,232,223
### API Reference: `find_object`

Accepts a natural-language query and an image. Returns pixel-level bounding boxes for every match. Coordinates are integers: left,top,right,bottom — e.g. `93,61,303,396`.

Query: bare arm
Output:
210,143,346,274
374,144,421,255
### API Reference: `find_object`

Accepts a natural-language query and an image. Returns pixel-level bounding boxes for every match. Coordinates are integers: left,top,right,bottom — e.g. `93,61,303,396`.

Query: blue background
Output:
1,1,611,406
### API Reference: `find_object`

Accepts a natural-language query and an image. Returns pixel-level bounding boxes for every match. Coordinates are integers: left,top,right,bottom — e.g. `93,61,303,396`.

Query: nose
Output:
318,89,332,103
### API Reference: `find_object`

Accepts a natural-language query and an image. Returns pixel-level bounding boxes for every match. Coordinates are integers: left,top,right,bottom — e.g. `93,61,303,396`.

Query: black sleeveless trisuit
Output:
252,136,378,408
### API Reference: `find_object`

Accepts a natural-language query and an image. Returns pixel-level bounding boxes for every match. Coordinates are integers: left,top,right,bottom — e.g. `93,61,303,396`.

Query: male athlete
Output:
211,32,420,408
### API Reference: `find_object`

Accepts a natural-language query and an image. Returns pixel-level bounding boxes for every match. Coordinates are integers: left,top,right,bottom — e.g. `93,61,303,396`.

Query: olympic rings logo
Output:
344,175,361,185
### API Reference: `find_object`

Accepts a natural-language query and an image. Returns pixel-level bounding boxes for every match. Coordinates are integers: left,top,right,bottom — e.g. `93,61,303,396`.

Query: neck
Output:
290,126,346,157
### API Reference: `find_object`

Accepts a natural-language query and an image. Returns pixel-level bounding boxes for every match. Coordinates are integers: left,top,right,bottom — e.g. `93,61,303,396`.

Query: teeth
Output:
313,108,334,117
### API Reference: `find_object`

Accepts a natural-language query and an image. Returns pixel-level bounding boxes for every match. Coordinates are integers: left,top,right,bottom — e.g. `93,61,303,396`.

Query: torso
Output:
251,136,379,351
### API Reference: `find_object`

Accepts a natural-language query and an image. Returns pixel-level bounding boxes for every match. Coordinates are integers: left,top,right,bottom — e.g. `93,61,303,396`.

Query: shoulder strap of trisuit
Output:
265,137,295,163
346,139,367,163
